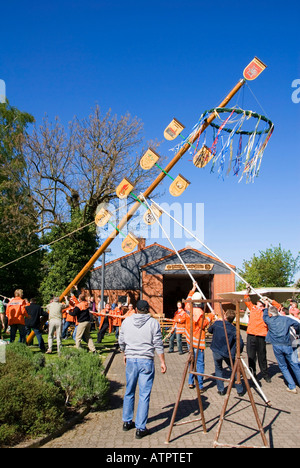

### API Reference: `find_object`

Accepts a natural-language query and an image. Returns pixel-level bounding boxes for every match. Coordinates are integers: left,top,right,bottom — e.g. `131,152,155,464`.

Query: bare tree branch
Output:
24,106,163,233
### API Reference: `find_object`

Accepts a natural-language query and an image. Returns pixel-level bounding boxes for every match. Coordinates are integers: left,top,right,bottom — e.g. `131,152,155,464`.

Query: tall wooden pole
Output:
58,78,246,301
26,76,246,345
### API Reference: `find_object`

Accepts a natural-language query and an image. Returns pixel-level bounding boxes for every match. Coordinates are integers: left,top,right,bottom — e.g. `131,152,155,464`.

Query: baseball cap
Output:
136,300,149,312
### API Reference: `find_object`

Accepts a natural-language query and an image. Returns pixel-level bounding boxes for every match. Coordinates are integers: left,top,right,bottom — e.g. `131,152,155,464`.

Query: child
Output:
208,310,244,396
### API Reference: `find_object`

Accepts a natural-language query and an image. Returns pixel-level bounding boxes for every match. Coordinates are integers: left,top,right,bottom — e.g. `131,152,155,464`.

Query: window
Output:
118,295,128,305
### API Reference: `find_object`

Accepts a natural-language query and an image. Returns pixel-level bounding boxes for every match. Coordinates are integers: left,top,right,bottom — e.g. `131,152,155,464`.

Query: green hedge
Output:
0,343,109,447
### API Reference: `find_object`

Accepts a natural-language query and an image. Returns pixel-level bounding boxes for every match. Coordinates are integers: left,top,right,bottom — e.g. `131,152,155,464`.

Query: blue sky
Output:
1,0,300,281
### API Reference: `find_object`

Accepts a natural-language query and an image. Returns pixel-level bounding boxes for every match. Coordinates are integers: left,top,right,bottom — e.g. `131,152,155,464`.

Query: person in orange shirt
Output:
62,293,79,339
244,287,271,383
94,303,113,343
289,299,300,319
6,289,29,343
184,283,215,391
68,293,96,353
122,303,135,320
111,302,124,339
168,301,186,354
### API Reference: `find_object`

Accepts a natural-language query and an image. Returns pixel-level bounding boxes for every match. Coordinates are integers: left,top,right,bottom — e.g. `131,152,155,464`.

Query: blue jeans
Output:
62,320,73,339
188,348,204,389
169,332,183,353
10,324,26,343
25,326,46,352
123,358,155,430
273,344,300,390
212,351,243,394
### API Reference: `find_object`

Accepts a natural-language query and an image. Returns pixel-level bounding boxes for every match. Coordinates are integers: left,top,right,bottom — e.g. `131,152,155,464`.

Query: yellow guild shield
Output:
116,178,135,199
95,208,112,227
164,118,185,140
140,148,160,170
169,174,190,197
143,204,163,225
121,232,139,253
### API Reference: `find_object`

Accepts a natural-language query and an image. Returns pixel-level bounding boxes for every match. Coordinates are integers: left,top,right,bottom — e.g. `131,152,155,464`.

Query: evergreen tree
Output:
0,101,42,298
39,210,98,304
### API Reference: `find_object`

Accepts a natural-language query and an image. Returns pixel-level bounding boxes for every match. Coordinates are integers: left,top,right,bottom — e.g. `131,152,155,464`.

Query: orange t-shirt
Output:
244,295,268,337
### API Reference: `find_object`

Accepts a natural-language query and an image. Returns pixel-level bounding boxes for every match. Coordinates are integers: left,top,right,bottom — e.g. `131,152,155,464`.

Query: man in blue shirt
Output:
263,303,300,393
208,310,244,396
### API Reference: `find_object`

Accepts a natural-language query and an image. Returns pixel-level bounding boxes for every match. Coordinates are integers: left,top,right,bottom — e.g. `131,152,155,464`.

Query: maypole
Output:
58,77,250,301
26,57,267,345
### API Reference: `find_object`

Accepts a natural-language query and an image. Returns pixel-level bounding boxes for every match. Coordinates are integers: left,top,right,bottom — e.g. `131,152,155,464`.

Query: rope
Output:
0,220,95,270
245,82,270,120
0,202,128,270
0,294,11,301
139,194,215,314
149,198,264,301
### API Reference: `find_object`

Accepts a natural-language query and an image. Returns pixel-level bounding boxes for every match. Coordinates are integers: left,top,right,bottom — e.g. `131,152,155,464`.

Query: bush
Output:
0,344,110,447
0,343,65,447
43,348,110,409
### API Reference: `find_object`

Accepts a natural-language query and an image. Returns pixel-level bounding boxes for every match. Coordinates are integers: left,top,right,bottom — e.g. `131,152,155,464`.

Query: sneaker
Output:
217,389,226,396
123,421,135,431
286,387,297,394
135,428,150,439
264,376,272,383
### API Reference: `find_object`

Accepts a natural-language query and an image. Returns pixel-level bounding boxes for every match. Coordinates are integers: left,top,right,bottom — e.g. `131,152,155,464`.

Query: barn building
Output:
87,238,236,318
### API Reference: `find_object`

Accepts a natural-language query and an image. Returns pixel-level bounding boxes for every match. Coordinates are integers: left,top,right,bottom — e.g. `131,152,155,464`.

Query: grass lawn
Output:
1,327,117,362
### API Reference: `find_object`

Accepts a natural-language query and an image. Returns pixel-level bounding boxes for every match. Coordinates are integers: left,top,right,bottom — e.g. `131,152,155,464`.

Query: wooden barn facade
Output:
87,239,236,318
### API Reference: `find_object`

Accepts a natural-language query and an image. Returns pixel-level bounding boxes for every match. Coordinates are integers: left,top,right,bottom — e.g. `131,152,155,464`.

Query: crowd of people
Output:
117,283,300,439
1,283,300,440
166,283,300,396
0,288,135,354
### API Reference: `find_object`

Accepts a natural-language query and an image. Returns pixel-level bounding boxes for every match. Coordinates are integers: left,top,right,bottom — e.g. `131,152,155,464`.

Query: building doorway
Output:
163,274,212,318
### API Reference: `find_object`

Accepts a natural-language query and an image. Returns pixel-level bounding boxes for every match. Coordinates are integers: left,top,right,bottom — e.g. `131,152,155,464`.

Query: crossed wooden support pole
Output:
164,298,269,448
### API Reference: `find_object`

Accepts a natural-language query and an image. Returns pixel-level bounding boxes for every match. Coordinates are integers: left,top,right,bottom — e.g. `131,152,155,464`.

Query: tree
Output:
24,106,161,231
23,106,162,298
39,210,98,304
237,245,300,290
0,101,43,298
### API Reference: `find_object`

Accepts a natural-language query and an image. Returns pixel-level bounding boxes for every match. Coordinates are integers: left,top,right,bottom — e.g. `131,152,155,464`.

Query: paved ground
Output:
42,331,300,449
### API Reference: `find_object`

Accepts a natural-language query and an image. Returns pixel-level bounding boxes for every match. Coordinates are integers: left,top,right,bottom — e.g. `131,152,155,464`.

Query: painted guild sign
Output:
143,204,163,225
121,232,139,253
165,263,214,271
193,145,213,168
164,118,185,140
95,208,112,227
243,57,267,81
169,174,190,197
116,178,135,199
140,148,160,170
